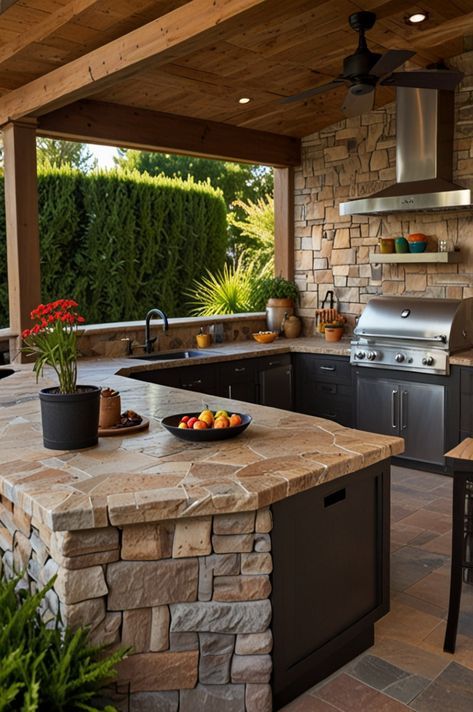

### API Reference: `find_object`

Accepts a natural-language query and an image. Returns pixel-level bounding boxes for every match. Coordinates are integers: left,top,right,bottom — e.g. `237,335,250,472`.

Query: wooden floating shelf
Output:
369,252,462,264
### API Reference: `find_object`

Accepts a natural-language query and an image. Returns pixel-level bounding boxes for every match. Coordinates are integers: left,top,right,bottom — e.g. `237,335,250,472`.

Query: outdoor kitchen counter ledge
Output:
0,361,403,533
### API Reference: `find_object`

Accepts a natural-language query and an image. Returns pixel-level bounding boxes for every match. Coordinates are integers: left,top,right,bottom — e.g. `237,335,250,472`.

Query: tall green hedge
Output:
0,168,227,327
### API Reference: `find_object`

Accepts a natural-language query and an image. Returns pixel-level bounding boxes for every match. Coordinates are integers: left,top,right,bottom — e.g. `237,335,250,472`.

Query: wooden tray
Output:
99,417,149,437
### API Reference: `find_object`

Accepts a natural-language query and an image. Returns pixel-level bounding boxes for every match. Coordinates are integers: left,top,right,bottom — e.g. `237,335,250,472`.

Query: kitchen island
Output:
0,359,403,711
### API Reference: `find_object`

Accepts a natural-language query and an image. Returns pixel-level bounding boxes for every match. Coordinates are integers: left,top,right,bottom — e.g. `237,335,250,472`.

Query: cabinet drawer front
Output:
219,360,257,384
312,357,352,383
256,354,291,370
312,396,353,426
314,382,352,398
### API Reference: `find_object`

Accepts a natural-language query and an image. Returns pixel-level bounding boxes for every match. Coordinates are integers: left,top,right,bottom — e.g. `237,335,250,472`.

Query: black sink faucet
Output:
144,308,169,353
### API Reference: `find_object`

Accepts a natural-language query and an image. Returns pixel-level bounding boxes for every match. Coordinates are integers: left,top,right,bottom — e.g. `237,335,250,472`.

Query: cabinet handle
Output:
229,385,232,399
324,488,346,508
183,379,202,388
401,390,408,430
268,361,280,367
391,389,399,429
320,366,335,372
321,412,337,419
234,367,246,373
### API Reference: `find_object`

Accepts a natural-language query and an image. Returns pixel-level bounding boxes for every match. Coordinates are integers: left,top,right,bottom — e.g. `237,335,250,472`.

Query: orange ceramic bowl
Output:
407,233,428,242
252,331,278,344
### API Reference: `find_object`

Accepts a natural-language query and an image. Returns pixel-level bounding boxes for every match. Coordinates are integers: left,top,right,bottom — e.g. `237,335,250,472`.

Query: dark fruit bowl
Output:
161,412,252,441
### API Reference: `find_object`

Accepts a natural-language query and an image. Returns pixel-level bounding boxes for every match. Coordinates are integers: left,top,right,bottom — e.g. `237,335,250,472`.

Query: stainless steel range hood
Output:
340,88,471,215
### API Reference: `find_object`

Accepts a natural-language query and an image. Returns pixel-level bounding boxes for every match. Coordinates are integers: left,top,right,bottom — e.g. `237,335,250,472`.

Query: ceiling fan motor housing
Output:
343,50,382,81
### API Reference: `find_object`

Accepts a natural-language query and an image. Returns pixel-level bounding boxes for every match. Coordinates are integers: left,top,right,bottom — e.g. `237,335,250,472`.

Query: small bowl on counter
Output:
252,331,278,344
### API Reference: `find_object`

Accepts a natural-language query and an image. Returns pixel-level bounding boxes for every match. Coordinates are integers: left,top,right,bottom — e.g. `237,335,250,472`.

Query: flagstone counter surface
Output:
0,349,403,712
0,345,401,533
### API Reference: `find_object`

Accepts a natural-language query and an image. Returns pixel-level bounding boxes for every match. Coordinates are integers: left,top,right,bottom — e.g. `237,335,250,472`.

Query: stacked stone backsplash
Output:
0,493,273,712
294,50,473,335
77,314,266,359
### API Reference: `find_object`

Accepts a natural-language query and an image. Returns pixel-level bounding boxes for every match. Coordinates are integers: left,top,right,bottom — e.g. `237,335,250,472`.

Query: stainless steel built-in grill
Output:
351,296,473,375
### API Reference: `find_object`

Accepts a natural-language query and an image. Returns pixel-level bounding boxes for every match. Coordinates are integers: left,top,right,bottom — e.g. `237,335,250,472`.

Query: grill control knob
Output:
366,351,377,361
395,353,405,363
356,351,366,360
422,356,434,366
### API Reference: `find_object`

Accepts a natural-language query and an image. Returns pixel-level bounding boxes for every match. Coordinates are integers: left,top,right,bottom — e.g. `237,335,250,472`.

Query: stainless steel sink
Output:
130,350,213,361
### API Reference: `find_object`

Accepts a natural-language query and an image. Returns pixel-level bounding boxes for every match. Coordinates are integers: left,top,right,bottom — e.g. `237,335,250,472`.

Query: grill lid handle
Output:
355,332,446,343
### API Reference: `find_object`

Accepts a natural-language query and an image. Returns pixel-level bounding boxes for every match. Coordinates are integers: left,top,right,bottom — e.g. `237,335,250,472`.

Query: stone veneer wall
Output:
0,494,273,712
77,314,267,359
294,51,473,335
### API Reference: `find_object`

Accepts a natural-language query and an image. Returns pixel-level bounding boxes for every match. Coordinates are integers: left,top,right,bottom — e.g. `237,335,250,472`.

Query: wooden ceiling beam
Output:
0,0,273,127
37,99,301,167
0,0,103,67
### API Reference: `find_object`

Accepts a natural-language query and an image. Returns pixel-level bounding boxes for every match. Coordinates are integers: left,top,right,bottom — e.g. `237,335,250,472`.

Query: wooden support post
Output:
3,119,41,360
274,167,295,280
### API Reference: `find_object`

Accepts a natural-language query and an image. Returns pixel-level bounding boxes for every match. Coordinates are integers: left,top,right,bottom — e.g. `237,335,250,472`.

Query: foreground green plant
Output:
0,575,127,711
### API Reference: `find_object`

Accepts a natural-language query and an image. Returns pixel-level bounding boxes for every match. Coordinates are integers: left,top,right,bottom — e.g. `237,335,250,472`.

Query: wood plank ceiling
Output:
0,0,472,139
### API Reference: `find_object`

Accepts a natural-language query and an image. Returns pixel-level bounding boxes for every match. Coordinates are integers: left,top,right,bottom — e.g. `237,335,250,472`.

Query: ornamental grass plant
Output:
21,299,85,394
0,575,127,711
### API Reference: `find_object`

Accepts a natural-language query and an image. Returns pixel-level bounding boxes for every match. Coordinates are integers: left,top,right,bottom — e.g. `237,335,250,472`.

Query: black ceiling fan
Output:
281,11,463,116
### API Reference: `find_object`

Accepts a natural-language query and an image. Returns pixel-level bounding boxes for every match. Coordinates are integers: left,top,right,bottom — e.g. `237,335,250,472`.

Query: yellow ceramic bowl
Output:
252,331,278,344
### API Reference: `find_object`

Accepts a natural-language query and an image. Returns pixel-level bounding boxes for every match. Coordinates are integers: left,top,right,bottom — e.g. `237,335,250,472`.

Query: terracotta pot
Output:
99,392,121,429
324,326,344,342
266,298,294,333
39,385,100,450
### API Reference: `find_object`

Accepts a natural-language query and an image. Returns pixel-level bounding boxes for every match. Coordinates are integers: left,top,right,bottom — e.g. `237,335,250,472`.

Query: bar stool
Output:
444,438,473,654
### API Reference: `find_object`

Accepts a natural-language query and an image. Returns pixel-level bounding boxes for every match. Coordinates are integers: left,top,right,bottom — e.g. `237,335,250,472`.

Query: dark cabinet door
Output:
178,365,219,395
271,460,389,708
218,360,258,404
258,364,293,410
356,376,399,437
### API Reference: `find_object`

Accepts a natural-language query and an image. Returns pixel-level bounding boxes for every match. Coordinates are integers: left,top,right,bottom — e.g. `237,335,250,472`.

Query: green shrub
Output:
0,168,227,327
186,260,256,315
0,575,127,711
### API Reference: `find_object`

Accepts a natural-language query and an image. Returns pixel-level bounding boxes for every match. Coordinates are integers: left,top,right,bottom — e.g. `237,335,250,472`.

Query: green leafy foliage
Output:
228,195,274,276
0,168,227,327
251,276,299,311
115,150,273,263
0,575,126,712
36,139,97,172
186,261,256,315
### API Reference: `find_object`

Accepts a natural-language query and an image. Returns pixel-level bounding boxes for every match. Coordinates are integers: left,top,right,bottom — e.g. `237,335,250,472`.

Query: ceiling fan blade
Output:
280,80,346,104
370,49,415,77
341,87,374,117
381,70,464,91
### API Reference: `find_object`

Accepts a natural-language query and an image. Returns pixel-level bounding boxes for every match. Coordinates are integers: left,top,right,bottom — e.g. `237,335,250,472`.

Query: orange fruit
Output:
229,414,242,427
214,416,230,429
193,420,207,430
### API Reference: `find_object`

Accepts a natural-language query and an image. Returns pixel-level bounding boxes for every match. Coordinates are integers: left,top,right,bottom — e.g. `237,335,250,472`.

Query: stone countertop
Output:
117,335,351,377
450,349,473,366
0,338,403,533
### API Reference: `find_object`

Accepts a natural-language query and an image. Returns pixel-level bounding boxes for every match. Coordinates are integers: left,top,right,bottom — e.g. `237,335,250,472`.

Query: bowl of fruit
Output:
161,408,252,441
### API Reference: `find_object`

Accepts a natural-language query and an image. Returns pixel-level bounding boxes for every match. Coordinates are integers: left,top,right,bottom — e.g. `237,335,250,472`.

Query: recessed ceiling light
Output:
238,97,251,104
405,11,428,24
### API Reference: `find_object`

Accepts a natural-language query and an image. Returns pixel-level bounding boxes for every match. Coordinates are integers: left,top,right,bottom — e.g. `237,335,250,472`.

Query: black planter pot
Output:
39,385,100,450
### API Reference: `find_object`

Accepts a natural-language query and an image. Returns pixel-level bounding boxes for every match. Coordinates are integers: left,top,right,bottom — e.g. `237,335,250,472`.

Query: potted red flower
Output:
21,299,100,450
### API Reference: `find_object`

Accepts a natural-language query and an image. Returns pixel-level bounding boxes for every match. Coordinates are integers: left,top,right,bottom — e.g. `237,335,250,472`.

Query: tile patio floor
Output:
281,465,473,712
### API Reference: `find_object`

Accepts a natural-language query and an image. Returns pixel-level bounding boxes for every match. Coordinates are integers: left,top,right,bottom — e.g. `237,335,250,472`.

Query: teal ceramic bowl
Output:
394,236,409,253
409,241,427,253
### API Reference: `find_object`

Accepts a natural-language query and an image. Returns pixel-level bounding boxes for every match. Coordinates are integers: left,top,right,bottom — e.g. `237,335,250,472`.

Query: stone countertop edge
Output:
0,338,403,534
